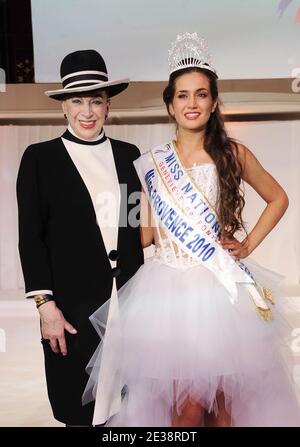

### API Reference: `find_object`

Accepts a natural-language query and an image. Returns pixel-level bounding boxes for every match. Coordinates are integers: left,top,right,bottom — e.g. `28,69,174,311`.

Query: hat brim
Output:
45,79,129,100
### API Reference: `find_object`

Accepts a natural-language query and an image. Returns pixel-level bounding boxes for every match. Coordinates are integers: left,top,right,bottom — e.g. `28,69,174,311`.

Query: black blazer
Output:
16,134,144,424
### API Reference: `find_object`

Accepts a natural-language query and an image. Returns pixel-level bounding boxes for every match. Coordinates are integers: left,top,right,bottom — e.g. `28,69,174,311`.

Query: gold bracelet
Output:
34,294,54,309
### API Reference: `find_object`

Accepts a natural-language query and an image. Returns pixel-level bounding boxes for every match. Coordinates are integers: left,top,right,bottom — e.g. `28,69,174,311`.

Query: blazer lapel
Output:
111,141,127,253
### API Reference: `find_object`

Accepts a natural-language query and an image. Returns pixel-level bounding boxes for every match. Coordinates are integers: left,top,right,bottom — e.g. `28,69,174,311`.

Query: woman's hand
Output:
39,301,77,356
220,237,251,260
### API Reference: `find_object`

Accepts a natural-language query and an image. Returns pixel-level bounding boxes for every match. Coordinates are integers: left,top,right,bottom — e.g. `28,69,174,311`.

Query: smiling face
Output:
62,91,110,140
168,71,216,133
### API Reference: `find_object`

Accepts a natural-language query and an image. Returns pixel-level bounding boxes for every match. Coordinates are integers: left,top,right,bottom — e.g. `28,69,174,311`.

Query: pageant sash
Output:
134,141,273,320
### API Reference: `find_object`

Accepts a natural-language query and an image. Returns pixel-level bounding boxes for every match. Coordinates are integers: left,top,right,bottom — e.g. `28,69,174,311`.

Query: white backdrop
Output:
31,0,300,81
0,121,299,291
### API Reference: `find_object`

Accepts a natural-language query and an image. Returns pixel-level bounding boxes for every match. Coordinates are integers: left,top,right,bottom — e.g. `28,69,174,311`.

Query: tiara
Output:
168,32,217,76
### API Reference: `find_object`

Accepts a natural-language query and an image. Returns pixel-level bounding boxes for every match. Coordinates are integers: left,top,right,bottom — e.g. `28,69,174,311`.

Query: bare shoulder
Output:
230,142,287,206
234,142,262,180
235,142,253,167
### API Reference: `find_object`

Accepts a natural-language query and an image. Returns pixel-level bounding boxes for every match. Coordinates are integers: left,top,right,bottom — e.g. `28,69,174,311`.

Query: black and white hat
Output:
45,49,129,100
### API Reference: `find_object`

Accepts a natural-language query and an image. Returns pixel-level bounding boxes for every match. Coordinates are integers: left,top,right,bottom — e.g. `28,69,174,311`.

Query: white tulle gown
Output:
84,163,300,427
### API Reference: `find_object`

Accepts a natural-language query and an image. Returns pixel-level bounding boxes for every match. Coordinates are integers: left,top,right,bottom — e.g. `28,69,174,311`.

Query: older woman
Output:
17,49,143,426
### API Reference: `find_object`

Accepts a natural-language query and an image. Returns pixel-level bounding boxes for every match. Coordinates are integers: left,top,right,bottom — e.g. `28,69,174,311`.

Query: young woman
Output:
84,34,300,427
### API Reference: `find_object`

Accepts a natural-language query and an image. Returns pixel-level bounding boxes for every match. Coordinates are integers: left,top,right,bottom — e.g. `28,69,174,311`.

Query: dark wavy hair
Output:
163,67,245,237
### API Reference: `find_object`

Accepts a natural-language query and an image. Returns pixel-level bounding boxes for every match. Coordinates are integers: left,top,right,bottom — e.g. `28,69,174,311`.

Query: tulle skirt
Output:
84,257,300,427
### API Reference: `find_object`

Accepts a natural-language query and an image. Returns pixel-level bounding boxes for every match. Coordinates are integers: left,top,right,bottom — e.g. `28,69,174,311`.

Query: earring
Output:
63,114,67,119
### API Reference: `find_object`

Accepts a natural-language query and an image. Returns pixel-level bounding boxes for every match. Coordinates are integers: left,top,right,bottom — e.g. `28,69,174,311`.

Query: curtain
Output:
0,121,299,291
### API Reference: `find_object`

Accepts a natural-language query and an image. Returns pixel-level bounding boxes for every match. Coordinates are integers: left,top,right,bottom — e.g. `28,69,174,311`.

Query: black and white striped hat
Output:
45,49,129,100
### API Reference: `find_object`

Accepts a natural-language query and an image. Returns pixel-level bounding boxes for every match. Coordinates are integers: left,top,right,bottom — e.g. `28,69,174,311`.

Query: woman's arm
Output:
140,187,154,248
221,144,289,258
